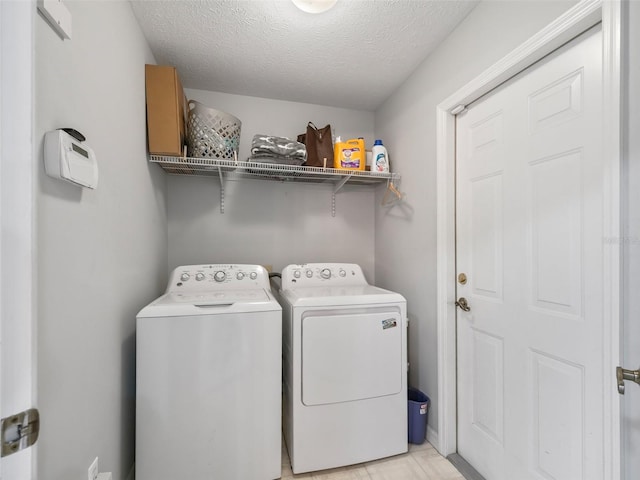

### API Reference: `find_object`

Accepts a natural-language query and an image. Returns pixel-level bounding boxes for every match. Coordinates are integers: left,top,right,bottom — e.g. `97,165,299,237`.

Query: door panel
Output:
471,328,504,444
470,174,504,300
528,69,583,133
529,150,582,317
456,25,603,480
531,351,584,480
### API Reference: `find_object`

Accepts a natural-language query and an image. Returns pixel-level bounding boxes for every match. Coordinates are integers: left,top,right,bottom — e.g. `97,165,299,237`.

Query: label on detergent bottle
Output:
374,152,386,172
340,147,362,169
334,138,365,170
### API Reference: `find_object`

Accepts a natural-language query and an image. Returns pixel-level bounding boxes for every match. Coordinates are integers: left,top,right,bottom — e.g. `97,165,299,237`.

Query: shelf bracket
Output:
331,174,352,217
217,166,225,214
333,175,351,195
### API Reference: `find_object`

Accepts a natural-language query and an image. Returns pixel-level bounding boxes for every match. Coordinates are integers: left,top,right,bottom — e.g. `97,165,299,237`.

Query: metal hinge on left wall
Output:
1,408,40,457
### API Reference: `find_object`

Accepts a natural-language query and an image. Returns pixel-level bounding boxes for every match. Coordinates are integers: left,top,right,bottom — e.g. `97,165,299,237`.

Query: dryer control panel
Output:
281,263,368,288
167,264,270,292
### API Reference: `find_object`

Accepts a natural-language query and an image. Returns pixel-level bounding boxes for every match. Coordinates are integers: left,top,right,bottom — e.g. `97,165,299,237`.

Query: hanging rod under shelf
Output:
149,155,400,186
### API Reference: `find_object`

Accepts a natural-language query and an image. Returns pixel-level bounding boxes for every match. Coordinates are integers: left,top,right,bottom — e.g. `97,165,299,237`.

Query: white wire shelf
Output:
149,155,400,186
149,155,401,216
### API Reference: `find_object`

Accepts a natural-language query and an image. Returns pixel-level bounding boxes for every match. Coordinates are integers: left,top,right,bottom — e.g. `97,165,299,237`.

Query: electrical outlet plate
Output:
88,457,99,480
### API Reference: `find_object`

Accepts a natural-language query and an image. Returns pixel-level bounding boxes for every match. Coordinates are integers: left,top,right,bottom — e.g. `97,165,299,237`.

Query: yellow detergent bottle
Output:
334,138,366,171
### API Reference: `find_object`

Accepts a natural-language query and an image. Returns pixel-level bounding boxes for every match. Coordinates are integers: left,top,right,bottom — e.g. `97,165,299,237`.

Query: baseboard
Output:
426,425,439,450
125,463,135,480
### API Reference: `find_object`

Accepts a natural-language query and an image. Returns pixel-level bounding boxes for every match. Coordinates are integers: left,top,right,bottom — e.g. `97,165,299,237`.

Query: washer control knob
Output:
249,272,257,280
321,268,331,279
214,271,226,282
236,272,245,280
195,273,205,281
339,269,346,277
294,270,301,279
306,270,313,278
180,273,190,282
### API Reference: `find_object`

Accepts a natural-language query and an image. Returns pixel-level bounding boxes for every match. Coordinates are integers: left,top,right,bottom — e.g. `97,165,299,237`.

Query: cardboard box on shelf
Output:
145,64,187,156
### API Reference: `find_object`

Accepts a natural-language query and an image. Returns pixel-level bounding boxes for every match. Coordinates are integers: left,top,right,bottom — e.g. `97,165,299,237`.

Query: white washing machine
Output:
136,264,282,480
273,263,408,474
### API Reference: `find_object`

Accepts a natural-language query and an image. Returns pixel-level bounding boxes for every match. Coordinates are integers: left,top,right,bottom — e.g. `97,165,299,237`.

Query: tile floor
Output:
280,441,465,480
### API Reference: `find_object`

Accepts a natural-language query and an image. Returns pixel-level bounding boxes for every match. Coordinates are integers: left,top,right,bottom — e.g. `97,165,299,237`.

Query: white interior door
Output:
456,25,605,480
0,0,36,477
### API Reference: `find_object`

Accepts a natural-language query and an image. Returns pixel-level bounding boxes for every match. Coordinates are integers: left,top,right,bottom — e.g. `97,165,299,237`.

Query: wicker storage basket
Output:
186,100,241,159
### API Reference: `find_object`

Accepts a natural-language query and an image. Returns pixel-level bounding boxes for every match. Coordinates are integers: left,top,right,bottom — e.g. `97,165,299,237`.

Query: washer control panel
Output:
281,263,367,288
167,264,270,292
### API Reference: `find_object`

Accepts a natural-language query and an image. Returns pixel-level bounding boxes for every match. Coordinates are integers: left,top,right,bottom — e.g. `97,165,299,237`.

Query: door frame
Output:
435,0,622,478
0,0,37,476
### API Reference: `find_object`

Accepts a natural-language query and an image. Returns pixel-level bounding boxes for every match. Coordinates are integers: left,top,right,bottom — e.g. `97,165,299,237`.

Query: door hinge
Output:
1,408,39,457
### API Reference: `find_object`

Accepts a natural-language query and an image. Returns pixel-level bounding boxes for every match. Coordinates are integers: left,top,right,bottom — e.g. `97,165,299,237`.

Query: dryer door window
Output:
301,309,402,406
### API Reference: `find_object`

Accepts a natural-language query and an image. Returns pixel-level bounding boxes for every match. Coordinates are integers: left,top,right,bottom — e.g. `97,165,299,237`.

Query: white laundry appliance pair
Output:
273,263,408,474
136,264,281,480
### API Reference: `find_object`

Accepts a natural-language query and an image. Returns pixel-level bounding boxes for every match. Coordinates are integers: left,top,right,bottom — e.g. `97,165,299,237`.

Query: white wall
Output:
185,89,377,162
170,89,377,279
35,2,167,479
374,0,575,439
623,1,640,477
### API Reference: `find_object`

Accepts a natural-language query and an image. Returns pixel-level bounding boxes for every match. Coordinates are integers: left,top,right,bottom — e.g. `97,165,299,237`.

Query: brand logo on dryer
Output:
381,318,397,330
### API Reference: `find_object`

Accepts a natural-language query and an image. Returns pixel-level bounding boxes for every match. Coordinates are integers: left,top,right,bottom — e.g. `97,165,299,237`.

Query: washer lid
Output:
137,288,280,317
163,290,270,304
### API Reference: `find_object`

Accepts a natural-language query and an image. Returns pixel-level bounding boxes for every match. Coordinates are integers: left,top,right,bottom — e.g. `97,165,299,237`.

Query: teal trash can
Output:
408,387,430,445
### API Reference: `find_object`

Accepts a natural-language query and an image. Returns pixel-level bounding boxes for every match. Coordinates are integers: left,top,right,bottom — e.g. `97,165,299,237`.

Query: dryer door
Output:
301,308,403,406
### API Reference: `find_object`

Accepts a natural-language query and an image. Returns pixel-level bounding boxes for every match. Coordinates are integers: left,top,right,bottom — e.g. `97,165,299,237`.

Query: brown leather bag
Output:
299,122,333,168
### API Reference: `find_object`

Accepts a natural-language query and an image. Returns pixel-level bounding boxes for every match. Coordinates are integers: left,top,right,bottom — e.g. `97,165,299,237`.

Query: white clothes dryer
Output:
273,263,408,474
136,264,282,480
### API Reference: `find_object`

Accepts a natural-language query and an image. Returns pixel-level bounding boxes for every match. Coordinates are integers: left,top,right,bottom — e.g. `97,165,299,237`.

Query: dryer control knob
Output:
294,270,301,279
236,272,245,280
339,269,346,277
214,271,226,282
180,273,190,282
305,270,313,278
321,268,331,279
249,272,257,280
195,273,205,281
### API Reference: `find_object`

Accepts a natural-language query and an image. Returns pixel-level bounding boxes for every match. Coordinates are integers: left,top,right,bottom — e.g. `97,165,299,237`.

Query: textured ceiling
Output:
130,0,478,111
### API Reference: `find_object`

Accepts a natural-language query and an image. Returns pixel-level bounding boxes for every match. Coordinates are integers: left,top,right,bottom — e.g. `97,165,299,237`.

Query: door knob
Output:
616,366,640,394
456,297,471,312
